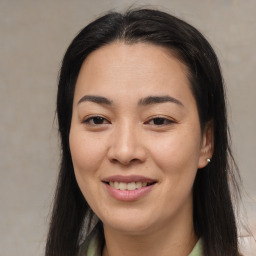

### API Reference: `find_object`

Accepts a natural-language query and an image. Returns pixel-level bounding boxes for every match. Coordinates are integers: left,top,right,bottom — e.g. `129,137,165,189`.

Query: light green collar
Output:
188,238,203,256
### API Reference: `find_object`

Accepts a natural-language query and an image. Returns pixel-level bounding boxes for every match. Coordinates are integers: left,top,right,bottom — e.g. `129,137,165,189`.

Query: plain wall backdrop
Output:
0,0,255,255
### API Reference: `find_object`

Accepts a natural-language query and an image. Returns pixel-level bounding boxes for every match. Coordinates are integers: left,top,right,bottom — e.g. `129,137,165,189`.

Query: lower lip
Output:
104,183,155,201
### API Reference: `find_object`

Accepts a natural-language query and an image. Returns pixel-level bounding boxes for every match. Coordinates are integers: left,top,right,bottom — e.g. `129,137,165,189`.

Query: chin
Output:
102,212,170,235
100,209,161,235
105,221,153,235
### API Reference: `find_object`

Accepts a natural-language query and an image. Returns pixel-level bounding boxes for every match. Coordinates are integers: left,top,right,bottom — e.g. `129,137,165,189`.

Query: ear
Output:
198,121,214,169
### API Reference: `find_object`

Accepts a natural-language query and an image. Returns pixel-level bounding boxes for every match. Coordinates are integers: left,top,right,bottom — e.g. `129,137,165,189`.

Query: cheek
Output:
148,129,201,199
69,129,106,207
149,133,201,215
149,129,202,174
69,129,106,174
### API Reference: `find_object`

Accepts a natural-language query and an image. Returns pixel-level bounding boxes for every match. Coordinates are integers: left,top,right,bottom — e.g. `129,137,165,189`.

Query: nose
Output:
107,121,147,165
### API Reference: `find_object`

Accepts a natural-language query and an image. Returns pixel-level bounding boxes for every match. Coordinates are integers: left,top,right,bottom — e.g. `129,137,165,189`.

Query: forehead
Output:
79,42,188,78
74,42,193,105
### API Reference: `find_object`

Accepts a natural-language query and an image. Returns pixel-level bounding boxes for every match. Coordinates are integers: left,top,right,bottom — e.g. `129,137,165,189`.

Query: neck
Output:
102,212,197,256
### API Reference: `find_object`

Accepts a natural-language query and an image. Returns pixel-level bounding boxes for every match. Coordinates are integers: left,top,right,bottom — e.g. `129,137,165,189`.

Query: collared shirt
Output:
79,227,203,256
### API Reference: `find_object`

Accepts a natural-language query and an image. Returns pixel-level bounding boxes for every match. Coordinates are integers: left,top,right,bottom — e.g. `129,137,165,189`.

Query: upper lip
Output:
102,175,157,183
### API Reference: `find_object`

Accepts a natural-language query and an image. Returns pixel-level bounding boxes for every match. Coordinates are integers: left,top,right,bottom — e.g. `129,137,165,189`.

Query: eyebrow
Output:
138,95,184,107
77,95,183,107
77,95,112,105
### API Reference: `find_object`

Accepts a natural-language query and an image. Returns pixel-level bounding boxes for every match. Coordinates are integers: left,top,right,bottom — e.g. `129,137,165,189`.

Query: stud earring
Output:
207,158,211,163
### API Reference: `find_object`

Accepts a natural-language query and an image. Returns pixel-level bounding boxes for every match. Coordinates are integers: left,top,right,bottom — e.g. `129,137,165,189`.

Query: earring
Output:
207,158,211,163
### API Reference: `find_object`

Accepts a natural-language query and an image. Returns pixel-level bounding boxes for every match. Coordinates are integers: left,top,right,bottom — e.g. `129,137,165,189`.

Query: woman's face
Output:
69,42,212,235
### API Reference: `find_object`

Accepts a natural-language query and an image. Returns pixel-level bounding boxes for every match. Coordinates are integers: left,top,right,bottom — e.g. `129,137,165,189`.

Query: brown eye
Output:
83,116,110,125
147,117,174,126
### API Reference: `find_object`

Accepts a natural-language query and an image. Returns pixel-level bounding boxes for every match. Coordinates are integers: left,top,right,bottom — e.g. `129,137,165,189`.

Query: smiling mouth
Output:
104,181,156,191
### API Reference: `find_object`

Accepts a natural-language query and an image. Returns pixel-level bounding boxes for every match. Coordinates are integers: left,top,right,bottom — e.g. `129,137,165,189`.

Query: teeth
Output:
136,182,142,189
114,181,119,189
127,182,136,190
119,182,127,191
109,181,149,190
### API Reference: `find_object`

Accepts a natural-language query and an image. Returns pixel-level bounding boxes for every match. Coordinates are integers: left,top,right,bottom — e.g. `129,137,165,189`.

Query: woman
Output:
45,9,242,256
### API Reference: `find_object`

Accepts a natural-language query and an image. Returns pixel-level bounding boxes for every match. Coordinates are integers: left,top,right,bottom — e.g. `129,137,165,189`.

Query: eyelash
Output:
145,117,175,126
83,115,175,127
83,116,110,125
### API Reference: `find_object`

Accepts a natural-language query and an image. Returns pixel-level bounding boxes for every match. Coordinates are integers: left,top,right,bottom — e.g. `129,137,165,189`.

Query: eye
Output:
146,117,175,126
83,116,110,125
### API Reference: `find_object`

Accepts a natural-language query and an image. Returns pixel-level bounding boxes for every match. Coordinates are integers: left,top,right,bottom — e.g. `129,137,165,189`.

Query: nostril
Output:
109,156,140,166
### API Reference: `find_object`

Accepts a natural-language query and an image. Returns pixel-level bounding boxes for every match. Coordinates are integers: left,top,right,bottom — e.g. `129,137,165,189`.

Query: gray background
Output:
0,0,255,255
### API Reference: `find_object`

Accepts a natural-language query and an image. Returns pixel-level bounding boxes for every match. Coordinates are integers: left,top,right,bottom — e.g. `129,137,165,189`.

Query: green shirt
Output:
79,227,203,256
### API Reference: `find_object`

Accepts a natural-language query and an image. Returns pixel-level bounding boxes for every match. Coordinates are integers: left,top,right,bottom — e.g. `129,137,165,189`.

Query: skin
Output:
69,42,213,256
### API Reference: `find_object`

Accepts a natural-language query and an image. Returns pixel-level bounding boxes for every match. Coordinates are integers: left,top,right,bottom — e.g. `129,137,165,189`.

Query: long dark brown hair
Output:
45,8,241,256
